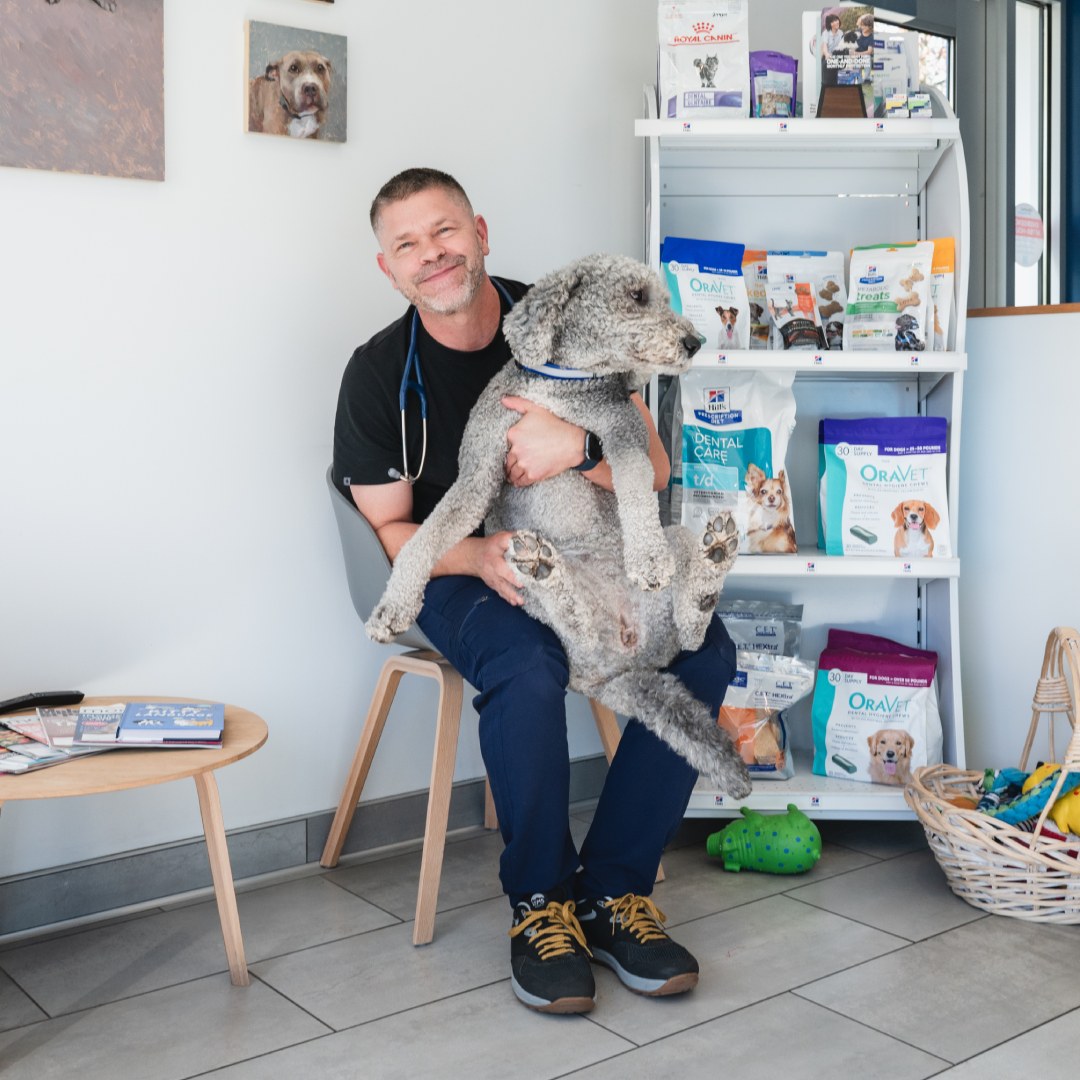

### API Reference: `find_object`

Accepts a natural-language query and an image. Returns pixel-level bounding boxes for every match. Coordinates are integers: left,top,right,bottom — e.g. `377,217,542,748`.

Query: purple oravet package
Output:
749,50,798,117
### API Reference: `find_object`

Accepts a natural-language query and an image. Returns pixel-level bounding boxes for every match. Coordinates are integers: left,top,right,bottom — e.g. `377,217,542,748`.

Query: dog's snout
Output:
682,334,701,358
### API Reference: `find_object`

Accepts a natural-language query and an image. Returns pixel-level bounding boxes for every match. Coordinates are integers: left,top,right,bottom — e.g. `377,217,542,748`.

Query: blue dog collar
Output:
515,359,600,381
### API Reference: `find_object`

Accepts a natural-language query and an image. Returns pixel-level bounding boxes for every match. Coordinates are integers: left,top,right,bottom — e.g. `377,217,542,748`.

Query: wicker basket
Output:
905,625,1080,922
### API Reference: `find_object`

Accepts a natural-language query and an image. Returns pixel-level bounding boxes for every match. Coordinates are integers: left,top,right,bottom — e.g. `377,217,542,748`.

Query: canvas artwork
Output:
0,0,165,181
246,21,347,142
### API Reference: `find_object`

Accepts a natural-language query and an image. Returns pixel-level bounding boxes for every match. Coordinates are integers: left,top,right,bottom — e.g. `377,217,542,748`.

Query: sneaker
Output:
508,893,595,1014
579,893,699,996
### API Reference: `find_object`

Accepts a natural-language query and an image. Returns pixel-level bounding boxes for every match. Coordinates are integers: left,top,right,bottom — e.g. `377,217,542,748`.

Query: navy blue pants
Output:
417,576,736,906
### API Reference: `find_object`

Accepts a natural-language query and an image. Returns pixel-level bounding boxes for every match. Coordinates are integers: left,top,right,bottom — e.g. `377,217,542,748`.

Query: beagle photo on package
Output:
892,499,940,558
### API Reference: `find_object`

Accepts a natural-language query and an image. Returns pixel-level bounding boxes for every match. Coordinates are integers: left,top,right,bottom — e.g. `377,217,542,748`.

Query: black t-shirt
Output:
333,277,530,524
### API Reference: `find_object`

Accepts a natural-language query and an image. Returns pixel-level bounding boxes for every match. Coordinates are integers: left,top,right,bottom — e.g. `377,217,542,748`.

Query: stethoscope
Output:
389,277,515,484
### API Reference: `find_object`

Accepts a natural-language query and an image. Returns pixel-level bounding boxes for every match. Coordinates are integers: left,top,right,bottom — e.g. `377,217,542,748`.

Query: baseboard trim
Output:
0,755,609,940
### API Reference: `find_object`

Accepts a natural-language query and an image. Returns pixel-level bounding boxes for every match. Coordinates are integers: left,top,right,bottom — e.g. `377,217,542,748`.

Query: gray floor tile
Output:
818,818,929,858
787,849,985,940
327,828,505,918
0,876,396,1015
209,981,633,1080
652,833,882,926
251,896,510,1029
0,969,46,1033
570,992,948,1080
796,915,1080,1063
585,893,906,1044
0,973,328,1080
933,1006,1080,1078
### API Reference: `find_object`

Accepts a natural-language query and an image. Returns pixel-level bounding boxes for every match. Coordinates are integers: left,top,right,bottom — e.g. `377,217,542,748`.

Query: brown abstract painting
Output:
0,0,165,181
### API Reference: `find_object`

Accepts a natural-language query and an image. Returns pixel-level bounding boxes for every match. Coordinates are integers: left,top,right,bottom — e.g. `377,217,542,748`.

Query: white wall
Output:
960,310,1080,772
0,0,666,876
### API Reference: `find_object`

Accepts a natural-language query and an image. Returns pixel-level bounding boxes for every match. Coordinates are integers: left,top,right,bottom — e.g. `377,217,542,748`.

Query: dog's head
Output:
891,500,940,531
867,729,914,779
745,463,788,510
896,313,919,332
266,51,332,116
716,307,738,333
502,254,700,383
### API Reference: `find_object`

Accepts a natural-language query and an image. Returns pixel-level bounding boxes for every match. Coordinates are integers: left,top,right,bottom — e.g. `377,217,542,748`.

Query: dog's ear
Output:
900,731,915,756
264,61,280,82
777,469,788,493
868,734,877,754
502,264,583,366
891,502,907,527
745,462,765,491
922,502,941,529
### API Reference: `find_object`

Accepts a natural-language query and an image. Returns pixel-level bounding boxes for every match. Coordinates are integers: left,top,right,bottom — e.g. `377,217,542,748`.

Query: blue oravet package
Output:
661,236,750,350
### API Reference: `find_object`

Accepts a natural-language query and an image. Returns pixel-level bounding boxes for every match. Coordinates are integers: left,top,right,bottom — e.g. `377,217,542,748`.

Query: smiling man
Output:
331,167,737,1015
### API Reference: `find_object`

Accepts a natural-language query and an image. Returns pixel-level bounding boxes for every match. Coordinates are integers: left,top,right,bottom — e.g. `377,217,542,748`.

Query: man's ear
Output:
376,253,399,292
503,263,582,365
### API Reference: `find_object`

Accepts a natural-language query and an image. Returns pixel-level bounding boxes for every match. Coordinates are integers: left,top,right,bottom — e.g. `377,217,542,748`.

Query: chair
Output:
319,466,658,946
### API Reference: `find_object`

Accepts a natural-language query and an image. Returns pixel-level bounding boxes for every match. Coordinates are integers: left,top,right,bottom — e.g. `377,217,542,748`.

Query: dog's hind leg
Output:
589,670,750,796
666,513,739,652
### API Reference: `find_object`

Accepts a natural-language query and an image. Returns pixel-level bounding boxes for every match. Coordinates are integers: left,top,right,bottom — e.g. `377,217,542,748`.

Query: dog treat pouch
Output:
721,650,815,780
662,236,750,350
658,1,750,119
811,629,942,786
767,250,846,350
671,368,798,554
749,50,798,117
844,241,935,351
742,250,770,349
930,237,956,351
818,416,952,558
717,599,804,656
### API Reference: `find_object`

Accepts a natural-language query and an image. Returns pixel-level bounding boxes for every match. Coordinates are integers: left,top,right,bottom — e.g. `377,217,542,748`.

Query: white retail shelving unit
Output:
636,86,969,819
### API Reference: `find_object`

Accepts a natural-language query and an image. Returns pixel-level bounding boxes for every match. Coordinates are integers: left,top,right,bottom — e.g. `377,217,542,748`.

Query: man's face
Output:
375,187,489,316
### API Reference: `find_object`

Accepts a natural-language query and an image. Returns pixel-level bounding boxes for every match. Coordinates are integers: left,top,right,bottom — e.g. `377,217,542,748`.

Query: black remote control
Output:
0,691,85,716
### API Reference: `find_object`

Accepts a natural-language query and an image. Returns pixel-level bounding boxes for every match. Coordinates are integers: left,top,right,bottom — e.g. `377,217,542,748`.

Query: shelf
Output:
726,551,959,580
686,750,914,820
687,350,967,374
635,115,960,154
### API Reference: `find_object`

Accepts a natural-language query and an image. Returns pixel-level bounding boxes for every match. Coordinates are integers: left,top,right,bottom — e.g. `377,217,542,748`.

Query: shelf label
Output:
717,352,728,365
713,794,726,806
805,561,816,573
810,795,822,808
778,121,788,133
681,122,692,133
875,122,885,133
813,354,824,365
910,354,920,366
902,562,913,573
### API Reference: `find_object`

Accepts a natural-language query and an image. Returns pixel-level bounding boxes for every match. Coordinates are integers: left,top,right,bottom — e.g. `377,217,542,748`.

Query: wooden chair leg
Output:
588,699,666,884
320,656,408,868
413,660,464,945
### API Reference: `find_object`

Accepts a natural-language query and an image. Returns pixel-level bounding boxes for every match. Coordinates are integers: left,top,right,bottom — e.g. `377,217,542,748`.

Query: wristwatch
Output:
572,430,604,472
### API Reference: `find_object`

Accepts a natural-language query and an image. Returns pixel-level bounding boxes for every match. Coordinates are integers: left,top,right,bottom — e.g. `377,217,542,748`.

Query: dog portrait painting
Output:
744,463,797,554
867,728,914,785
246,21,347,143
892,498,940,557
0,0,163,180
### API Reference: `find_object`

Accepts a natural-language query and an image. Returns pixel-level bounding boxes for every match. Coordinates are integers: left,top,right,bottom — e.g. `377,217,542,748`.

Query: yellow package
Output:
930,237,955,351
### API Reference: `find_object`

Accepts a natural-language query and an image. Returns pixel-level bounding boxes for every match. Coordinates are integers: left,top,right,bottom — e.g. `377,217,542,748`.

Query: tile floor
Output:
1,807,1078,1079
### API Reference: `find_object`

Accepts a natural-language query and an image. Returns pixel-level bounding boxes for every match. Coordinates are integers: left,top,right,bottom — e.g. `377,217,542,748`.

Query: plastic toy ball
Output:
706,804,822,874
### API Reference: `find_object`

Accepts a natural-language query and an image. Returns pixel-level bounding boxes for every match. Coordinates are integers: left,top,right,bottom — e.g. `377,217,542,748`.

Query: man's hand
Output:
502,396,582,487
469,530,525,606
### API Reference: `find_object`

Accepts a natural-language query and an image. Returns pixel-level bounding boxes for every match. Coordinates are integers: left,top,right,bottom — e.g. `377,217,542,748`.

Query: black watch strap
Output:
573,430,604,472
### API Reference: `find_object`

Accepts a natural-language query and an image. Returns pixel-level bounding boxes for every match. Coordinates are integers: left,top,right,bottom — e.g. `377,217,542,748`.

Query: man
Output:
333,167,736,1014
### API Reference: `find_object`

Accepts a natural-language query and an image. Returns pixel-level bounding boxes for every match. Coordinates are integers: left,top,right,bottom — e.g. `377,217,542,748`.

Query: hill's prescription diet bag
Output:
818,416,952,558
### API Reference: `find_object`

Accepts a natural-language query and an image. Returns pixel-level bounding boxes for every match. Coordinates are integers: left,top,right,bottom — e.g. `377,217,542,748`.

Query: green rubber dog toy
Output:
706,804,821,874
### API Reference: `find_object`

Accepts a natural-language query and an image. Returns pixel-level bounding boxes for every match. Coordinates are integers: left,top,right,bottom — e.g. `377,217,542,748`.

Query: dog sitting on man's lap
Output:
367,254,750,796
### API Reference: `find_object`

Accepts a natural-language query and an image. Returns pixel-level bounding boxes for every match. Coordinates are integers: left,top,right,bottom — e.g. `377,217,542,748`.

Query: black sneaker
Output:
508,893,595,1014
579,893,699,996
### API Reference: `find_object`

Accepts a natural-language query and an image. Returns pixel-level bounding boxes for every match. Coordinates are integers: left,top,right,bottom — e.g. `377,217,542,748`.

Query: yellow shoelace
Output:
604,893,669,943
508,900,591,960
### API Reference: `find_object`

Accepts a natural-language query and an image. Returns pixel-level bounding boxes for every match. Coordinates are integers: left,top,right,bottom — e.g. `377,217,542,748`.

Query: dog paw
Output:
508,530,558,581
627,548,675,592
702,512,739,571
365,597,417,643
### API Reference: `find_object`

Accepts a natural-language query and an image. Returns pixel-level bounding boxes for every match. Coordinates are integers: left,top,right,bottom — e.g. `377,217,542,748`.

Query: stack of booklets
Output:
0,702,225,773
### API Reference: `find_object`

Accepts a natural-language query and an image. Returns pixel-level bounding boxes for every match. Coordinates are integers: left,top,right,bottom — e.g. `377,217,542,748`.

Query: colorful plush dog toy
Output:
706,803,821,874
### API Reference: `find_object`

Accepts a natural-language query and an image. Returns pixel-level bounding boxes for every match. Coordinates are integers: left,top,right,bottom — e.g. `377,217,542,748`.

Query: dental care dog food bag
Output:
671,368,798,554
811,629,942,787
658,2,750,119
749,50,798,117
662,236,750,350
844,242,935,351
818,416,952,558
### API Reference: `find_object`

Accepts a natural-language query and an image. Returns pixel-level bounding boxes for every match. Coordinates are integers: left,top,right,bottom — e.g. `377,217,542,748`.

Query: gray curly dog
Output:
367,253,751,796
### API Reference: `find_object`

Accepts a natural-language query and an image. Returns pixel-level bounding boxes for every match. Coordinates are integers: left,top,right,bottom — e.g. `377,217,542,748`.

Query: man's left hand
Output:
501,395,582,487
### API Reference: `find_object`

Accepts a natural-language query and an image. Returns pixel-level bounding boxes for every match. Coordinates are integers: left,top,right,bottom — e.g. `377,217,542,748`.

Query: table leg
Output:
193,770,250,986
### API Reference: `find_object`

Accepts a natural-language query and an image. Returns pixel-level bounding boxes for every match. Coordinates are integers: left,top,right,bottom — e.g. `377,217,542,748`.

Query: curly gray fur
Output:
367,253,750,796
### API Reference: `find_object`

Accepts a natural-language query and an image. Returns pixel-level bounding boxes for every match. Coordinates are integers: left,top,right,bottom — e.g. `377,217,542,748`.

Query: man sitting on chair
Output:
332,167,737,1014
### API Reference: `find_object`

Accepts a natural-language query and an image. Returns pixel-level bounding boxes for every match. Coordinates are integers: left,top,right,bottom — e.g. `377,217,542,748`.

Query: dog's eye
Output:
629,288,648,305
316,64,326,74
289,63,300,74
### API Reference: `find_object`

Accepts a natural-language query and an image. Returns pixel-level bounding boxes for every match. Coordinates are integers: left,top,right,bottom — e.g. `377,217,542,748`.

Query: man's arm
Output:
349,482,525,606
501,392,670,493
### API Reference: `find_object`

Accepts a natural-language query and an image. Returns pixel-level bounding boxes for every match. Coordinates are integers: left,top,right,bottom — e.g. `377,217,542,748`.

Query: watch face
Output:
586,431,603,461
